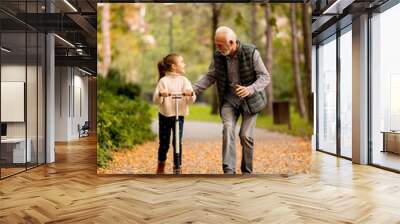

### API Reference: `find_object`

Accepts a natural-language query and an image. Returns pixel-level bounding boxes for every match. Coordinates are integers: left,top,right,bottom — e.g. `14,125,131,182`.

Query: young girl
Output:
153,53,196,174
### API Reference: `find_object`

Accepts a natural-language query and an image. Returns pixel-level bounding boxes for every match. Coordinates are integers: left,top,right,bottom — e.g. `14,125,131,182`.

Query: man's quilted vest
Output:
213,41,267,114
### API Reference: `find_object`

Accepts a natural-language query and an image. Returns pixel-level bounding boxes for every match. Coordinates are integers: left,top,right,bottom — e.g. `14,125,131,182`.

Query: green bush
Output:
97,70,155,168
98,69,141,99
97,142,113,168
117,83,141,100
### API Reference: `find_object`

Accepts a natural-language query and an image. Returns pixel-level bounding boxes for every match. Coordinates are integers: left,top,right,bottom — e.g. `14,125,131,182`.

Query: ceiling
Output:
311,0,389,43
0,0,97,74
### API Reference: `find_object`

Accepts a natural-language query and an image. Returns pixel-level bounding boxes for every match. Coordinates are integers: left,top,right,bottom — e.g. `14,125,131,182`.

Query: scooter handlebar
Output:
158,92,193,97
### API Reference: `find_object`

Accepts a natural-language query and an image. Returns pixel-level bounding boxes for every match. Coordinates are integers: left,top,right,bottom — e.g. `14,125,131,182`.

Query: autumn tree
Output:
101,3,111,77
263,4,274,115
301,3,313,123
289,4,306,118
210,3,224,115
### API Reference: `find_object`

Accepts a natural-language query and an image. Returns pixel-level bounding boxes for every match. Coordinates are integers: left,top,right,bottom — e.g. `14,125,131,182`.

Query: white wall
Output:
1,65,25,81
1,65,28,138
55,67,89,141
55,66,70,141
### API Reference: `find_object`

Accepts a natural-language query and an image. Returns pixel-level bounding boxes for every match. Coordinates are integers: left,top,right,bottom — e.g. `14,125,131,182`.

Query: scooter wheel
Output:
173,168,181,175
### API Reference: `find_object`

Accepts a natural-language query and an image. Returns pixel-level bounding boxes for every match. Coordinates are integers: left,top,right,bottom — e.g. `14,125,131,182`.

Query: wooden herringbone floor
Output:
1,136,400,223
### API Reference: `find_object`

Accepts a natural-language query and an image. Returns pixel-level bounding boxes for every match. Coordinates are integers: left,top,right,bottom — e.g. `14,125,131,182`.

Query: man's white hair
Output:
215,26,237,42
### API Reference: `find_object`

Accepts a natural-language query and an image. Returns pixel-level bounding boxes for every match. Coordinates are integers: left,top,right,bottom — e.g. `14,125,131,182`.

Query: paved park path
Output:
98,120,311,174
151,120,299,141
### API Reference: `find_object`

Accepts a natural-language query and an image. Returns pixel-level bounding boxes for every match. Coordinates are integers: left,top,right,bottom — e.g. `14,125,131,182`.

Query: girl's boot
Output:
156,161,165,174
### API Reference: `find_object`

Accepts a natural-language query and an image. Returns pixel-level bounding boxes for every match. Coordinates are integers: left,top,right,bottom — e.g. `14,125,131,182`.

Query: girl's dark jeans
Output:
158,113,184,168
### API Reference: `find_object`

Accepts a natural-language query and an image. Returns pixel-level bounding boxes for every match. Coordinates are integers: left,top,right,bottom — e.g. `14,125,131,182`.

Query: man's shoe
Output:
156,161,165,174
223,170,236,174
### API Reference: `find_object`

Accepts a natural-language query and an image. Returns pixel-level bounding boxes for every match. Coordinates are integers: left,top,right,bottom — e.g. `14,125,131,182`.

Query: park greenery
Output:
97,69,155,167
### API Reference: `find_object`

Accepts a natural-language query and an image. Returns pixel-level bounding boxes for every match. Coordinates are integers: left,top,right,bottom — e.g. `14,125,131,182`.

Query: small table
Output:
381,131,400,154
1,138,32,164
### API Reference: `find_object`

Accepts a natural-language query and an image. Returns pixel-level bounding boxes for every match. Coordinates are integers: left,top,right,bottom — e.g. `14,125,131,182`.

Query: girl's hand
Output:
159,91,169,97
183,90,193,96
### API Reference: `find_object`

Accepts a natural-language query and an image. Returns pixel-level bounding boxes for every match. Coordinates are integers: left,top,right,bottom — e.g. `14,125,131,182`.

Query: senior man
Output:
193,26,271,174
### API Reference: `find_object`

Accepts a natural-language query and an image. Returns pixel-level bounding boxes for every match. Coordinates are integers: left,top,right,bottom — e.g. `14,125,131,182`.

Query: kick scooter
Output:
159,92,193,174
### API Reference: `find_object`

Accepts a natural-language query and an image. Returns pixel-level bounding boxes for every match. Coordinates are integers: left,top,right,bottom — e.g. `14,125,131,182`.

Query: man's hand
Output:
235,85,251,98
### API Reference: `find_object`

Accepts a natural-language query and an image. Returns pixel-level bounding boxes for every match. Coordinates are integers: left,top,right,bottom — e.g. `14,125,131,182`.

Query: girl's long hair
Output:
157,53,180,80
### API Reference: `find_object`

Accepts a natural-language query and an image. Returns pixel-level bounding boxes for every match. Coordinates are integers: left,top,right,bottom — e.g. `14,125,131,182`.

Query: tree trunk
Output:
302,3,313,124
102,3,111,77
210,3,223,115
264,4,274,115
289,4,306,118
251,3,258,45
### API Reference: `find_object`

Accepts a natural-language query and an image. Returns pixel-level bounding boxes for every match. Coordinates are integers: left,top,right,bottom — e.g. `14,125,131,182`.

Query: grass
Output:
150,103,313,138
